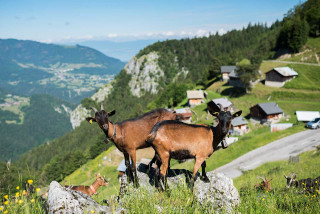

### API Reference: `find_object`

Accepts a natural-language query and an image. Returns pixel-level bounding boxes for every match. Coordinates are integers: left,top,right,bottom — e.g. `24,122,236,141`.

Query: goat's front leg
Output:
159,153,170,191
191,157,206,191
200,161,210,183
129,150,139,188
124,152,134,184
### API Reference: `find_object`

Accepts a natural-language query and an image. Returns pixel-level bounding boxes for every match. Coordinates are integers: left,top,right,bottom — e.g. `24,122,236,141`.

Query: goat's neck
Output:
103,121,115,139
89,179,100,193
212,123,227,149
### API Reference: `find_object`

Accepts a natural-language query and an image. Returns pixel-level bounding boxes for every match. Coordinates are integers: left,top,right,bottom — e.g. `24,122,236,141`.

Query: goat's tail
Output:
146,124,160,146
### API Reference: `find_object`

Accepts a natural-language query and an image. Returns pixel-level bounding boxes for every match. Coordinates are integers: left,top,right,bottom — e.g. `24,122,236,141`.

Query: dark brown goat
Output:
284,173,319,192
64,173,108,196
254,176,272,191
86,105,182,187
147,102,242,190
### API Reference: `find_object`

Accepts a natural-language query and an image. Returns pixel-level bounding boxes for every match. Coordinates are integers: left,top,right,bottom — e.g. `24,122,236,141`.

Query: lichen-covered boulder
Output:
47,181,123,214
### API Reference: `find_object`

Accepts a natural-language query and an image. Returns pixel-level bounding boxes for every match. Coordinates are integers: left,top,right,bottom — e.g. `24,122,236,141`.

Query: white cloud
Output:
218,28,227,35
107,33,118,38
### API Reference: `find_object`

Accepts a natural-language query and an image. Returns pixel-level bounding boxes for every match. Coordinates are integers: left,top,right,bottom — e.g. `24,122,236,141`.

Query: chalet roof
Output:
187,90,204,99
229,70,239,78
231,116,248,126
258,102,283,115
175,108,192,118
296,111,320,122
271,67,298,77
212,97,233,109
221,66,237,74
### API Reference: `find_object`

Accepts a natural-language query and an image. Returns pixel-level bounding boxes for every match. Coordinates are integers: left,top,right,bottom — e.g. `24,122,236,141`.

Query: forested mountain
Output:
16,0,320,185
0,94,76,161
0,39,125,103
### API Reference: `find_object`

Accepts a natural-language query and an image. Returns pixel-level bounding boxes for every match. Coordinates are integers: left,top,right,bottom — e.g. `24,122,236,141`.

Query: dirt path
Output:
263,60,320,66
215,129,320,178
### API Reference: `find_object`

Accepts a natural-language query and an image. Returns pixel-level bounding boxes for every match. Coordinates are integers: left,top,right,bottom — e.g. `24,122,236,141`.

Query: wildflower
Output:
18,200,23,204
4,210,8,214
0,206,3,211
4,201,9,205
30,199,35,203
4,195,8,200
27,180,33,185
91,210,95,213
16,186,20,190
316,181,318,183
23,190,27,195
304,188,306,191
16,192,20,197
36,188,40,192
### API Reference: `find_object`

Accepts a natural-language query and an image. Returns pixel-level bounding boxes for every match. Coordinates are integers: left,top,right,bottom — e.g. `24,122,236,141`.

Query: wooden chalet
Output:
265,67,298,87
250,102,284,123
187,90,204,107
211,97,233,111
231,116,249,135
228,70,244,88
221,66,237,81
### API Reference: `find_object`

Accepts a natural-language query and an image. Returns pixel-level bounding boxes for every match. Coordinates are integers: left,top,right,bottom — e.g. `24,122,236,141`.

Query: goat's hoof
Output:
200,176,210,183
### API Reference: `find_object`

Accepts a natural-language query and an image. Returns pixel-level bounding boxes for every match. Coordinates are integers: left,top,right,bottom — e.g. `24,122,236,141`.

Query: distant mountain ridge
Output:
0,39,125,103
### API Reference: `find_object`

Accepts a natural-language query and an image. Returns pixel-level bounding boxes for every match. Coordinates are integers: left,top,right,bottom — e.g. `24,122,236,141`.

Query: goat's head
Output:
284,173,296,188
95,173,109,186
207,101,242,136
86,104,116,132
256,176,272,191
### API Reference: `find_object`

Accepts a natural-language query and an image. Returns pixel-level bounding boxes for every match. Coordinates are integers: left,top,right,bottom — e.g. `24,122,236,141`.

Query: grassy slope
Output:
233,148,320,213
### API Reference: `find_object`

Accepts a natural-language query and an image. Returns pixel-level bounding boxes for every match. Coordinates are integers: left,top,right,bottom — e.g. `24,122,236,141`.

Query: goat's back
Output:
117,108,177,149
148,120,213,154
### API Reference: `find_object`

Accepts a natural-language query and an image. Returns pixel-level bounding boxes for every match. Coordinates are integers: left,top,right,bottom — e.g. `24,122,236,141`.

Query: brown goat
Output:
147,102,242,190
86,105,182,187
64,174,109,196
254,176,272,191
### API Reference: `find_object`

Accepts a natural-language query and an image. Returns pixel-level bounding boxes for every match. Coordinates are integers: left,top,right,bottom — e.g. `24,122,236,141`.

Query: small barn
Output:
187,90,205,107
228,70,244,88
265,67,298,87
211,97,233,111
231,116,249,135
221,66,237,81
174,108,193,123
250,102,284,123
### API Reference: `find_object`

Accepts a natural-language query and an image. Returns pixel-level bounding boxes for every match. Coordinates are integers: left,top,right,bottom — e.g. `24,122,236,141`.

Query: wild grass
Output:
0,181,46,214
234,148,320,213
284,64,320,90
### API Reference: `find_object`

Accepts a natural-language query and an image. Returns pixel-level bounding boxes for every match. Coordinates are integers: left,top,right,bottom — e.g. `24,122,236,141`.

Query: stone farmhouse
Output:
250,102,284,123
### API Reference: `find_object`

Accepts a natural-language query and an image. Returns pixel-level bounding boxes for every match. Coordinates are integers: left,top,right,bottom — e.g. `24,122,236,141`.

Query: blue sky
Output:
0,0,304,43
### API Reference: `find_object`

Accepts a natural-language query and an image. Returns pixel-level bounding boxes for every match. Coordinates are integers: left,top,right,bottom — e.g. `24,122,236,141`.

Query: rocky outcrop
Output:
124,52,164,97
70,83,113,129
120,163,240,213
47,181,124,214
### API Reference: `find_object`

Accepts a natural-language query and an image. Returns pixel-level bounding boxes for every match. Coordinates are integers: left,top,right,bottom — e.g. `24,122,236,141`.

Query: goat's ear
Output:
293,174,296,179
107,110,116,117
86,117,96,124
284,175,287,179
232,110,242,118
207,101,220,116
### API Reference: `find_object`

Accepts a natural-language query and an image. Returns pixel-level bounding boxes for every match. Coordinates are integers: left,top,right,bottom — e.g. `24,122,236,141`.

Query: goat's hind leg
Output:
124,152,134,184
129,151,139,188
200,161,210,183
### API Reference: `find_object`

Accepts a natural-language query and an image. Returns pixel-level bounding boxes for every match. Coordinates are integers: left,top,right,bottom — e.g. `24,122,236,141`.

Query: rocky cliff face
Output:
124,51,164,97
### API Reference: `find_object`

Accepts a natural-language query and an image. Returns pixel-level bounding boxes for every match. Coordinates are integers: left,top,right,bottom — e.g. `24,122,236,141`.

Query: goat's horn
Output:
228,104,234,111
217,103,223,111
101,104,104,111
91,107,98,113
257,176,266,182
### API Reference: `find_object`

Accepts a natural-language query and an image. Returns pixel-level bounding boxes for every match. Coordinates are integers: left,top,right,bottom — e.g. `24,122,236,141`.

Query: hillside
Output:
0,94,76,161
0,39,125,103
16,0,320,187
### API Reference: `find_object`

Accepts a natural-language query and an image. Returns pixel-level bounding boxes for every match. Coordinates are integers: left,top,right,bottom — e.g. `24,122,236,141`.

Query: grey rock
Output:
47,181,124,214
121,163,240,213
